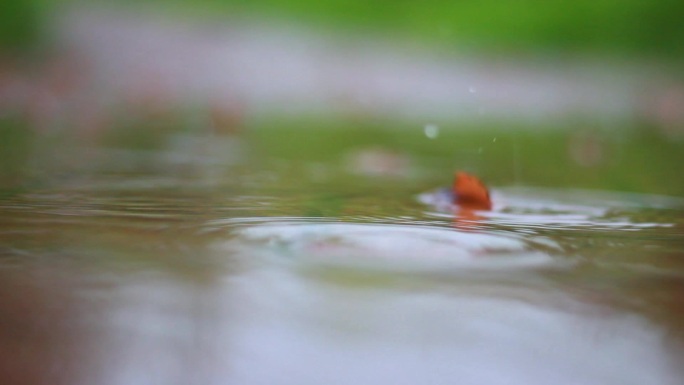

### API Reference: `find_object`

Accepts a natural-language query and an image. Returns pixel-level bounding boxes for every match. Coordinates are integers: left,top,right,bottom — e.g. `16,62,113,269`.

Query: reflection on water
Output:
221,268,676,385
222,222,559,271
1,133,683,385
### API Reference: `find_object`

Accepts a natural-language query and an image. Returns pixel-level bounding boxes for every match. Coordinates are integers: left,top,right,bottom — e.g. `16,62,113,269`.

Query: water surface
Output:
1,128,683,385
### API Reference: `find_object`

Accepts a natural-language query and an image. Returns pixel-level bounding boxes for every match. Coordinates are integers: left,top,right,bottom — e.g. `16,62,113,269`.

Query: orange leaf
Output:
452,171,492,210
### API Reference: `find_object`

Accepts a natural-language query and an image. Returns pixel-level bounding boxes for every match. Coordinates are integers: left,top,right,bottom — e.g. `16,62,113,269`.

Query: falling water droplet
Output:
468,86,477,94
478,147,483,154
493,137,497,142
424,124,439,139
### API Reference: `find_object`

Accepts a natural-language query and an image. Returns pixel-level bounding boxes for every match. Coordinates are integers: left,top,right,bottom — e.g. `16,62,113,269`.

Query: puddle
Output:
0,129,683,385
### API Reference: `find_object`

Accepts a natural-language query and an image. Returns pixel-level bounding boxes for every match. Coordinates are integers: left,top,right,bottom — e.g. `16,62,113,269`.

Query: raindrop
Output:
478,147,483,154
493,137,497,142
424,124,439,139
468,86,477,94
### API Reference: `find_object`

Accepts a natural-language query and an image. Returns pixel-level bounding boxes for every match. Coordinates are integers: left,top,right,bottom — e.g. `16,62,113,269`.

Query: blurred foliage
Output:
0,0,44,54
3,111,684,197
247,117,684,197
3,0,684,58
150,0,684,59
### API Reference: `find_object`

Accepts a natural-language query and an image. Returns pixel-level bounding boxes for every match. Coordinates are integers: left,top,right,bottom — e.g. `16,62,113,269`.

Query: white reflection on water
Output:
223,222,558,271
78,257,681,385
219,269,679,385
193,221,682,385
226,273,678,385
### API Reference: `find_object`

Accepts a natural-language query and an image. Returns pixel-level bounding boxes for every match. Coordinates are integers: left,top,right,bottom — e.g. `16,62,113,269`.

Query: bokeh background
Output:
2,0,684,195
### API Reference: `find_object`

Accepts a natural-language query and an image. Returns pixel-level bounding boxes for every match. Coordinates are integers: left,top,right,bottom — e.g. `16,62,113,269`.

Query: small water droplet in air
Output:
493,137,497,142
424,124,439,139
478,147,483,154
469,86,477,94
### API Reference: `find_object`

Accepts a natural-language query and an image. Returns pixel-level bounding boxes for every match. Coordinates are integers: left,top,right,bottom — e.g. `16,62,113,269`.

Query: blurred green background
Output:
202,0,684,58
0,1,44,54
1,0,684,196
3,0,684,58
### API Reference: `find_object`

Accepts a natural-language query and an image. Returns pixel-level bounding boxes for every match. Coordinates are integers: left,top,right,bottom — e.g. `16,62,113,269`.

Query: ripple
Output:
419,186,683,232
217,220,562,271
